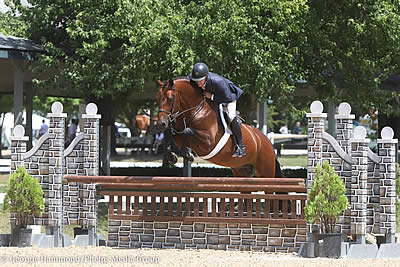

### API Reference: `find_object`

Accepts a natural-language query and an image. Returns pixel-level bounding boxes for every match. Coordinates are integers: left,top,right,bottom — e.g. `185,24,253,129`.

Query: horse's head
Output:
156,79,180,131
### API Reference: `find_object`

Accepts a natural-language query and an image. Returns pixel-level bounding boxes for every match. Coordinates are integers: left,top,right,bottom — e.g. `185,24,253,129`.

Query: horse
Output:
134,114,158,136
156,78,282,177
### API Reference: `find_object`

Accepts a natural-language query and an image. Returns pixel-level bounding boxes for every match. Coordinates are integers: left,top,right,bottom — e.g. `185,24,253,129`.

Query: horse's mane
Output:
162,76,189,86
173,77,220,112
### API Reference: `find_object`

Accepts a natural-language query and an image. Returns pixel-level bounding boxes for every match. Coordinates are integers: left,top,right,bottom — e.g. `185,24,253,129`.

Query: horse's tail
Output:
275,159,284,178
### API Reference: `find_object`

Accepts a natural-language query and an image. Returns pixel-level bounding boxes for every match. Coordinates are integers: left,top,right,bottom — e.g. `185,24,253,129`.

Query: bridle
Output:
158,82,206,134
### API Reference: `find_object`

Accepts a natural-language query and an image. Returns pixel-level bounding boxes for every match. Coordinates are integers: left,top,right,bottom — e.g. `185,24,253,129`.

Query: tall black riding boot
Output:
230,116,246,157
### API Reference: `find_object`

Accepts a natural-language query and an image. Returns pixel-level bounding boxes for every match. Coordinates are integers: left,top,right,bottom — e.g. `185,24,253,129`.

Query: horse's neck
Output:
176,80,203,110
175,81,220,131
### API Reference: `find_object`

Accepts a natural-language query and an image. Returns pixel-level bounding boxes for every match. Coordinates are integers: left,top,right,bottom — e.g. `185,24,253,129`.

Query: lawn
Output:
0,203,109,238
113,149,307,168
0,205,10,234
0,174,9,193
0,174,8,185
277,155,307,168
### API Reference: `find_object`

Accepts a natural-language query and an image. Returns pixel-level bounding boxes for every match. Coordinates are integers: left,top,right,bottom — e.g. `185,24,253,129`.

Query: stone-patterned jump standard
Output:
8,100,398,252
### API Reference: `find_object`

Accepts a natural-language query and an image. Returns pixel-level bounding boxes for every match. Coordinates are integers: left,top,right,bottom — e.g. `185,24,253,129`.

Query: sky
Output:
0,0,9,13
0,0,29,13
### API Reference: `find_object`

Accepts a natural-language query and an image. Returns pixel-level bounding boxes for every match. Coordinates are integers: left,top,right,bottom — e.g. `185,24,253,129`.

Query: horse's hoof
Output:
188,154,194,162
184,152,194,163
167,152,178,165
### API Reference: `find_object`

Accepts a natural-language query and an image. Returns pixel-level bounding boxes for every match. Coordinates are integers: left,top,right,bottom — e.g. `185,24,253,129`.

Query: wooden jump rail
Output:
64,175,307,225
64,176,306,193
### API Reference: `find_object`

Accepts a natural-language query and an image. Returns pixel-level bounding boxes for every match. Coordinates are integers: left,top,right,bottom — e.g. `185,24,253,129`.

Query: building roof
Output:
0,33,44,53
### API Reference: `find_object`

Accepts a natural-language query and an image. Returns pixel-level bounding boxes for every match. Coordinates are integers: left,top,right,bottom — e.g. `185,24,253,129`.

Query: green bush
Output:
3,166,44,229
305,161,349,233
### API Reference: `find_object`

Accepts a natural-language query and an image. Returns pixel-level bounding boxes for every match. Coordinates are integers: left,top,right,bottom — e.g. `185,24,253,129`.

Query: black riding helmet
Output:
189,62,209,81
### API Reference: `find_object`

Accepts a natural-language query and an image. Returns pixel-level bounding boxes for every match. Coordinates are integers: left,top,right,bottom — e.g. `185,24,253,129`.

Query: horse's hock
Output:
8,100,398,252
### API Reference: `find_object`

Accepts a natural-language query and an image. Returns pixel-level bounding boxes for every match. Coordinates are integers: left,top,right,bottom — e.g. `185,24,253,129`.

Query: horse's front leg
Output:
165,129,196,164
182,128,195,162
190,128,215,150
170,128,213,163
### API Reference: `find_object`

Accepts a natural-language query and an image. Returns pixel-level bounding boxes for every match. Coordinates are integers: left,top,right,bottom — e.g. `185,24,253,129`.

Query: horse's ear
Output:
157,80,163,86
168,79,174,87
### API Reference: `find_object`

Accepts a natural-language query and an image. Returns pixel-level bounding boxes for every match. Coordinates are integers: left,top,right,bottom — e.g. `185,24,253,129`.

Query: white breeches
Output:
223,101,237,122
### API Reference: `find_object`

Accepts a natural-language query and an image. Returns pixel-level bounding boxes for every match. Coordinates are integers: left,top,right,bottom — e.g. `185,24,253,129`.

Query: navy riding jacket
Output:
204,72,243,104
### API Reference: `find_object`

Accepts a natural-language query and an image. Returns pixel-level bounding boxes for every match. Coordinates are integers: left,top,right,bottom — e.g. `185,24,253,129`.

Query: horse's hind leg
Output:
254,152,277,177
231,165,255,177
231,166,256,216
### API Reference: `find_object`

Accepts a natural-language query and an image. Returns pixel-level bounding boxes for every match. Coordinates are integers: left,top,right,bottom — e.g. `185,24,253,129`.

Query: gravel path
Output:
1,246,400,267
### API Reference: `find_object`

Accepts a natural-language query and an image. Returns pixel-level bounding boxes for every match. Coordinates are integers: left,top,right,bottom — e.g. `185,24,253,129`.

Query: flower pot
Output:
74,227,88,238
314,233,342,258
10,228,32,247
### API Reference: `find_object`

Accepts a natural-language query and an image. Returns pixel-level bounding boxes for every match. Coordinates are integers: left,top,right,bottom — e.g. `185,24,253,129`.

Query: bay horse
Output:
134,114,158,136
156,78,282,177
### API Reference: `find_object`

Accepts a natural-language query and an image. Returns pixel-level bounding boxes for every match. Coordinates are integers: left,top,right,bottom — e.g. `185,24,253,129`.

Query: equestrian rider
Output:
189,62,246,157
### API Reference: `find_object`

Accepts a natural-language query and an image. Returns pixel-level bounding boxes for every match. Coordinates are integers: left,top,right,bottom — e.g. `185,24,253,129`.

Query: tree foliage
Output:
4,0,400,121
3,166,44,229
0,11,26,36
6,0,306,101
300,0,400,114
32,96,82,118
305,161,349,233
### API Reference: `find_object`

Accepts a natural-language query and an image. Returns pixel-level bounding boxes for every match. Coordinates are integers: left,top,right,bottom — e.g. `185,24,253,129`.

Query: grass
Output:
397,202,400,233
0,203,109,239
113,149,307,168
60,203,108,239
277,155,307,168
0,174,9,185
0,174,9,193
0,205,10,234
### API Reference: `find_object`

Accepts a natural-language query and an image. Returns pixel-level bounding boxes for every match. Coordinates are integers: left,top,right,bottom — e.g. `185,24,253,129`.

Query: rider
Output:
189,62,246,157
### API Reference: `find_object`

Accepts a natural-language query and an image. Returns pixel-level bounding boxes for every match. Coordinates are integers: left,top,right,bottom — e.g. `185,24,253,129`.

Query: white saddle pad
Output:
200,104,232,160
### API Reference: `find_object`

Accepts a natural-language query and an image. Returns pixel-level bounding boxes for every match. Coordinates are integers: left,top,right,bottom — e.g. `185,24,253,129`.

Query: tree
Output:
299,1,400,115
6,0,307,110
165,0,307,101
3,166,44,229
32,96,82,118
8,1,400,132
305,161,349,233
0,11,26,36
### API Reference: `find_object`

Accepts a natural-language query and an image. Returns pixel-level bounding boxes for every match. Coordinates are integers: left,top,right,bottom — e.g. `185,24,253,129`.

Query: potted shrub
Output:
3,166,44,247
304,161,349,258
